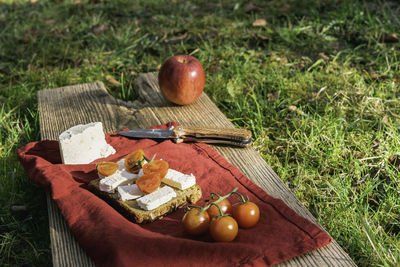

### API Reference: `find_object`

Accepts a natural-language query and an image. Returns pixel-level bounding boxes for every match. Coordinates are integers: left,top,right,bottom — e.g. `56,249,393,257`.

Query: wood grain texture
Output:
37,75,356,266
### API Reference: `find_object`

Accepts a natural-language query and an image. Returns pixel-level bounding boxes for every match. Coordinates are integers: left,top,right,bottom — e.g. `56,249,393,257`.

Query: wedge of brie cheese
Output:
136,186,176,211
162,169,196,190
118,184,144,201
59,122,115,164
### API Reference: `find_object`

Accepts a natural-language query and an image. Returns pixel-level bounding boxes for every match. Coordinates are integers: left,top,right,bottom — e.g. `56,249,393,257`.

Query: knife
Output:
117,125,252,147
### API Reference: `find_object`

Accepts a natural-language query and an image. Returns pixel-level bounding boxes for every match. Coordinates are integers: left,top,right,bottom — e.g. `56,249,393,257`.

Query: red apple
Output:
158,55,205,105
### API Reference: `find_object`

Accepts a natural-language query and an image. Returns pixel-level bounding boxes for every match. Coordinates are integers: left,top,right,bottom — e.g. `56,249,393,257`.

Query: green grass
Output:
1,0,399,266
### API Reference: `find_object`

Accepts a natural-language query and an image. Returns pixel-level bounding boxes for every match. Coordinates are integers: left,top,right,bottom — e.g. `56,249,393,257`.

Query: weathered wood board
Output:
38,73,356,266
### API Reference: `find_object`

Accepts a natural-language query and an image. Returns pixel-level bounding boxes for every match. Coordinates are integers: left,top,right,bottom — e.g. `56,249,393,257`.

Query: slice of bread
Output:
88,179,202,223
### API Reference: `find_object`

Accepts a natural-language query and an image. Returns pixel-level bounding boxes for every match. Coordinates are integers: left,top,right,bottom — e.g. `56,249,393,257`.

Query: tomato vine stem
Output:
186,205,203,211
197,187,238,215
230,191,247,204
210,192,220,199
208,202,229,218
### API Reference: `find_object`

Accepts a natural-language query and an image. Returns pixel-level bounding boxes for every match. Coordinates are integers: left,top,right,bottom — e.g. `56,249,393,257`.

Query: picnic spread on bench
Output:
17,55,356,266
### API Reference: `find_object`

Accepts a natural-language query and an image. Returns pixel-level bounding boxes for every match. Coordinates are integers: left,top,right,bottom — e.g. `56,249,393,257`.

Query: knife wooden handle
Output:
172,125,252,147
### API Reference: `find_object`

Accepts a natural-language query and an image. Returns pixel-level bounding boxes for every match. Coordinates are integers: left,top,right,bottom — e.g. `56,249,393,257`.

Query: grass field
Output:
1,0,399,266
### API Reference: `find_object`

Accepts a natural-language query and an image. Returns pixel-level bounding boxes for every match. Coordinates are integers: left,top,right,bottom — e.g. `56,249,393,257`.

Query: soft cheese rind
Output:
118,184,144,201
59,122,116,164
136,186,177,211
163,169,196,190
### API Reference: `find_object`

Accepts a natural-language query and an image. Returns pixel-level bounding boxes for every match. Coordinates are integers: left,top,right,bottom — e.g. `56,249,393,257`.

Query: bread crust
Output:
88,179,202,223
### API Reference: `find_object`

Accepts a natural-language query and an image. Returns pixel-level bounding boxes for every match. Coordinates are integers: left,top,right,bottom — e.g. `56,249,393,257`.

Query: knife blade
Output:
117,125,252,147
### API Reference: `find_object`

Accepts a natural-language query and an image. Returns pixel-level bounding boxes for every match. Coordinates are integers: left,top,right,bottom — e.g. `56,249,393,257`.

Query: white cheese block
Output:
59,122,116,164
116,159,125,169
118,184,144,201
162,169,196,190
136,186,177,211
99,170,137,193
120,170,138,180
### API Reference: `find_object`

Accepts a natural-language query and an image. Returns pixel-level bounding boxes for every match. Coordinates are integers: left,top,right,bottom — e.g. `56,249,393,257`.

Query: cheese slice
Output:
59,122,115,164
99,170,137,193
120,170,138,180
162,169,196,190
136,186,177,211
118,184,144,201
116,159,125,169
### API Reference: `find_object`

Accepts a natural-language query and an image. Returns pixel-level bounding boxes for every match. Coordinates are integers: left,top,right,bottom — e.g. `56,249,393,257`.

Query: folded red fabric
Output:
17,122,331,266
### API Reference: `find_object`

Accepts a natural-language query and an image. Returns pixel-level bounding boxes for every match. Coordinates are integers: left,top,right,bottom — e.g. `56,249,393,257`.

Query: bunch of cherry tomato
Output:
182,187,260,242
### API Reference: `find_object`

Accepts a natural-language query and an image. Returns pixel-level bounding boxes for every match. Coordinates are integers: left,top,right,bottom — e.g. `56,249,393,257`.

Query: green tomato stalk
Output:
208,202,230,218
185,205,203,211
184,187,247,215
197,187,238,215
230,191,249,204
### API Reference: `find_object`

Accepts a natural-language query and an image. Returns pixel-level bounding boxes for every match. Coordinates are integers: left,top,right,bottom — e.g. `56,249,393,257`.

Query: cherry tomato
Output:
232,201,260,228
182,207,210,235
207,198,232,218
125,149,145,173
209,216,238,242
136,173,161,194
96,162,119,176
143,160,169,179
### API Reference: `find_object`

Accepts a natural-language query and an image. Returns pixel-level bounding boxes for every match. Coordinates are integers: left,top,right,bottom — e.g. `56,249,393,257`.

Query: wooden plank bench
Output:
38,73,356,266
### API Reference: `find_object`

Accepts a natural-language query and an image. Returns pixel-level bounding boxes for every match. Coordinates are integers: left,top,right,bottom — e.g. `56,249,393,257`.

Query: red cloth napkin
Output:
18,122,331,266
